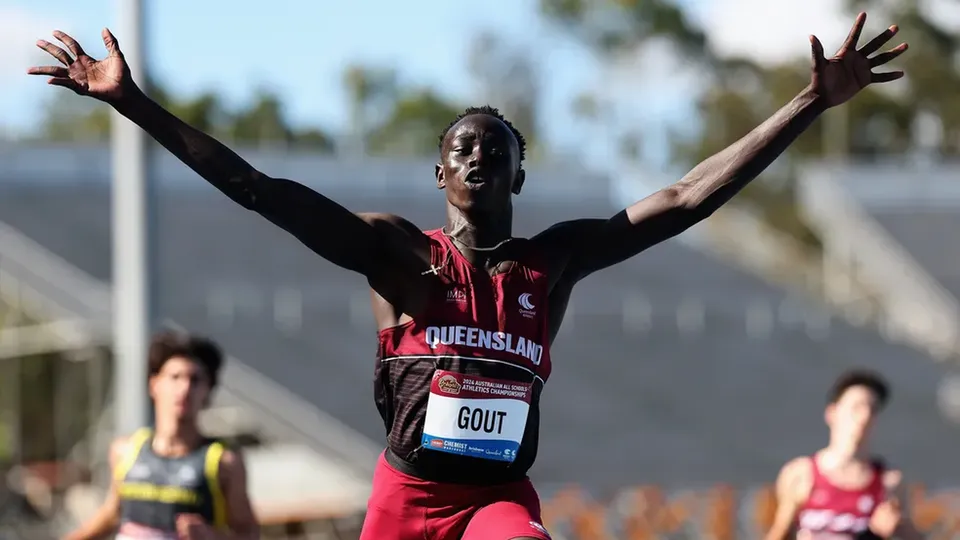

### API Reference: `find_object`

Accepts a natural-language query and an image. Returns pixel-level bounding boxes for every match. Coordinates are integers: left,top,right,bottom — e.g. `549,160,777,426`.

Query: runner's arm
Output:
212,449,259,540
765,458,809,540
62,438,127,540
886,471,923,540
549,88,826,282
112,91,427,291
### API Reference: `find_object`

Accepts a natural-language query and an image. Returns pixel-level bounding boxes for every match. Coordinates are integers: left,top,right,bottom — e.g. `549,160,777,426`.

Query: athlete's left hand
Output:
809,12,908,108
868,498,902,539
176,514,217,540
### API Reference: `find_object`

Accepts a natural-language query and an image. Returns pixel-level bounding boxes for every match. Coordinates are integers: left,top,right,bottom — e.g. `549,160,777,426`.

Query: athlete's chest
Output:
419,268,545,362
798,487,880,535
126,451,205,484
436,261,546,324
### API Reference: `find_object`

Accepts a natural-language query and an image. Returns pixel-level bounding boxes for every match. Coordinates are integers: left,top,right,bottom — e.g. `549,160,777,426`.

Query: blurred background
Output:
2,0,960,538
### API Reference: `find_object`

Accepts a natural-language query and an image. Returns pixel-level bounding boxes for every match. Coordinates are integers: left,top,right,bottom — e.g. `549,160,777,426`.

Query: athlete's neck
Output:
152,416,202,457
820,436,869,468
443,204,513,261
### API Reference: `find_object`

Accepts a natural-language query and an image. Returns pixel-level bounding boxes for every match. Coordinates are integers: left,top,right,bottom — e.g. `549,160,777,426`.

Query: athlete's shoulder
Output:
356,212,421,235
532,218,605,245
108,437,130,468
214,446,247,486
218,447,245,469
108,427,152,466
777,456,815,497
880,467,903,491
357,212,430,249
529,219,607,274
781,456,814,477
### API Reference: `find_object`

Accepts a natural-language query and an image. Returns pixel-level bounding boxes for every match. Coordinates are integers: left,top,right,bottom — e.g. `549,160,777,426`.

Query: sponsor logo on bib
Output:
436,374,462,395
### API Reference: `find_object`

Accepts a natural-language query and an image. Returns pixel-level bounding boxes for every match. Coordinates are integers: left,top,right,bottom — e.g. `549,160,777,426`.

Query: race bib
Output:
421,370,533,462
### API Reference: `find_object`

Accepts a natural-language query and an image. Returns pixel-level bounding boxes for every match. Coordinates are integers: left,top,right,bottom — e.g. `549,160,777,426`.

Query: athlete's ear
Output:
148,375,158,402
512,169,525,195
824,404,835,426
436,163,446,190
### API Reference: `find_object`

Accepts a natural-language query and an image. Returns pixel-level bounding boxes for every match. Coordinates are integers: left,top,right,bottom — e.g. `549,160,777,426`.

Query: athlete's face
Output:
826,385,879,442
149,356,211,421
436,114,524,213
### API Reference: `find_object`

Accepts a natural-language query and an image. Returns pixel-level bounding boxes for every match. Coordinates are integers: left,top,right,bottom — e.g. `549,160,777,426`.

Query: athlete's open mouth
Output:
464,170,488,188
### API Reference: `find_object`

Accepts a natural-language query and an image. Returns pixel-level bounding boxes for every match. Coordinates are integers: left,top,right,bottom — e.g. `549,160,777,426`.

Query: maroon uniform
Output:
796,458,886,539
362,229,553,539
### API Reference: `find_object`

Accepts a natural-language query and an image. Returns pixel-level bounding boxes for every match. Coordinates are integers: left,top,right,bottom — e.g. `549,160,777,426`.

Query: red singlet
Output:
795,457,886,539
361,229,553,540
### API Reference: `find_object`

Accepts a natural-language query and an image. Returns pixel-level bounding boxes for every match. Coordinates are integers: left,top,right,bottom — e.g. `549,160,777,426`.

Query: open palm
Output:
809,12,908,108
27,29,133,103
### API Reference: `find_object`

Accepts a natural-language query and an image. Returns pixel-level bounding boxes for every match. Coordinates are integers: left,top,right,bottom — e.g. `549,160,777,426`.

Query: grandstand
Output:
2,146,959,501
815,162,960,299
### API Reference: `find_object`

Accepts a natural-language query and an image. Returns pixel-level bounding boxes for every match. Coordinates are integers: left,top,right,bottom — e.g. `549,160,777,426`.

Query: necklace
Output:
421,227,513,276
440,226,513,252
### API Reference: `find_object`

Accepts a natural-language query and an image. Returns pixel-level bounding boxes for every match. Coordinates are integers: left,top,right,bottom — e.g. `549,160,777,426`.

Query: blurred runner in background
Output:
63,331,258,540
764,369,920,540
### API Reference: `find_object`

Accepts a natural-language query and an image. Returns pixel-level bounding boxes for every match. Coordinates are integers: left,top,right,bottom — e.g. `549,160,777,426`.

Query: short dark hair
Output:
148,331,224,389
437,105,527,165
827,369,890,409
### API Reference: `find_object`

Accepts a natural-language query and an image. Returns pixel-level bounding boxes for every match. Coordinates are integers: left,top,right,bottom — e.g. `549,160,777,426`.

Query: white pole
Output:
112,0,153,435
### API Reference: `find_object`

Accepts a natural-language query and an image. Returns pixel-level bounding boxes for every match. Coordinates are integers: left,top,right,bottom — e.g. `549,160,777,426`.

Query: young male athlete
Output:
64,331,258,540
30,12,907,540
764,370,921,540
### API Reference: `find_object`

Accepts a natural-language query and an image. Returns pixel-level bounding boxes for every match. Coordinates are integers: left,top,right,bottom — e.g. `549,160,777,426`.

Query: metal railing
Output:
798,169,960,360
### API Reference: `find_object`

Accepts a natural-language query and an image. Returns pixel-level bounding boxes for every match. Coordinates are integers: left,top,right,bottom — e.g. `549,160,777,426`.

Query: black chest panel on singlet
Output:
115,429,226,533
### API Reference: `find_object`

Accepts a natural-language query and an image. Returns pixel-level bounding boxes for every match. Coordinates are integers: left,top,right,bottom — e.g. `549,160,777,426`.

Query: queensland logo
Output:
437,375,462,394
518,292,536,318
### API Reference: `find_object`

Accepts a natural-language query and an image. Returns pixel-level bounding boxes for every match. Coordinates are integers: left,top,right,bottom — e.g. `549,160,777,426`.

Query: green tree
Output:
38,98,112,142
349,32,544,158
539,0,709,60
468,32,542,158
343,64,399,153
228,90,291,146
36,82,335,151
366,90,463,156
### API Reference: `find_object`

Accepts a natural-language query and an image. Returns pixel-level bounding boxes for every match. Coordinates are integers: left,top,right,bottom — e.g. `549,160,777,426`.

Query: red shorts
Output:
359,452,551,540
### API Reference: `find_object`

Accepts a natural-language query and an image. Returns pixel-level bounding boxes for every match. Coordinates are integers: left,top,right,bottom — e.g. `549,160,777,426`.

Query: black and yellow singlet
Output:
113,428,228,538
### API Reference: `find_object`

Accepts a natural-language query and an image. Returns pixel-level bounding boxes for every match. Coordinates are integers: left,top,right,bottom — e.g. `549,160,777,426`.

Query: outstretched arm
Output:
28,29,429,304
549,88,824,279
114,92,424,279
552,13,906,281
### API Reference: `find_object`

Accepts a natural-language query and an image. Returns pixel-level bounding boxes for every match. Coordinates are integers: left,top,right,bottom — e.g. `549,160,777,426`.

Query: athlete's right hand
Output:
868,498,901,538
27,29,135,104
